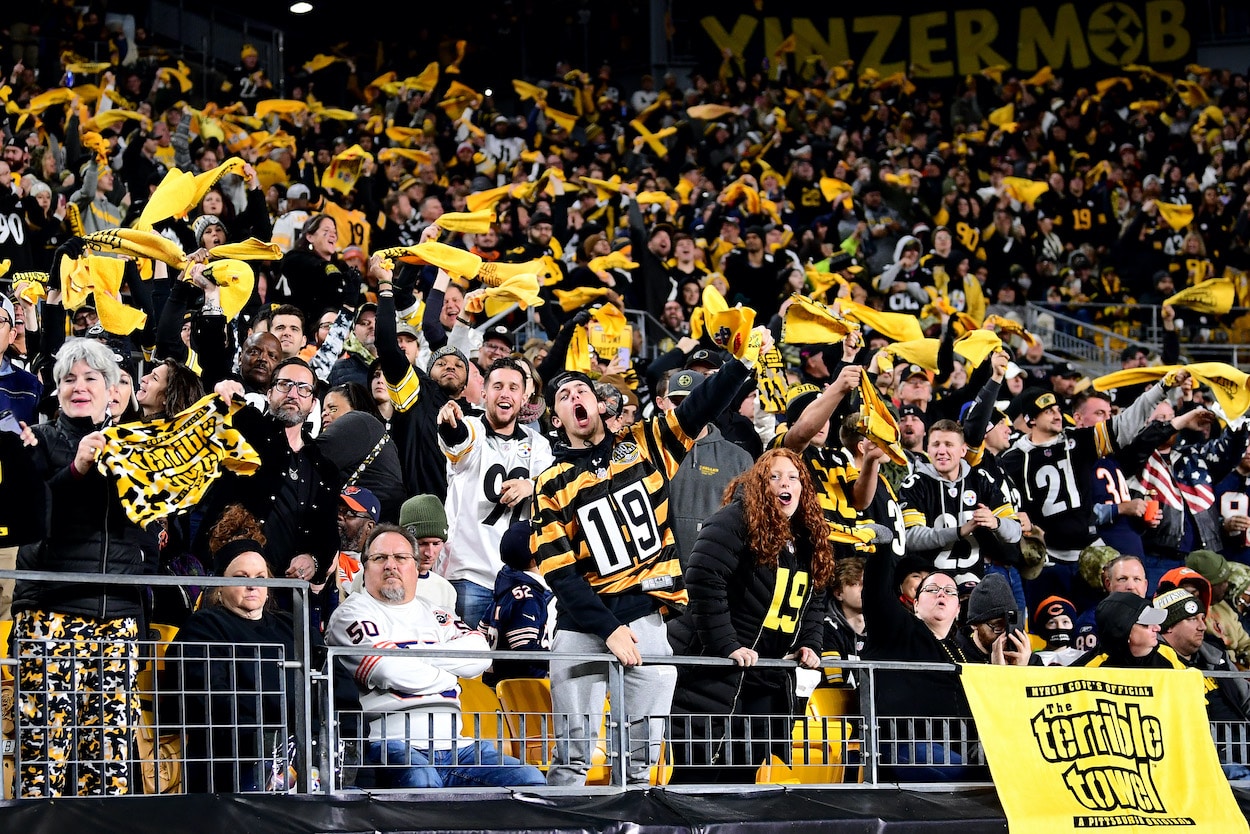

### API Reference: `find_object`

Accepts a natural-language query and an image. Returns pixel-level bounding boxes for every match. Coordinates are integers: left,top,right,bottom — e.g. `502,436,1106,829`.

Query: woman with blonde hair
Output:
668,447,833,783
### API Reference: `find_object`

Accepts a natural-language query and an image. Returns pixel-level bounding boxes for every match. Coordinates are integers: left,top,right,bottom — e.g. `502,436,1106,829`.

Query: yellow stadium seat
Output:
495,677,610,785
457,676,504,750
806,687,857,720
134,623,184,794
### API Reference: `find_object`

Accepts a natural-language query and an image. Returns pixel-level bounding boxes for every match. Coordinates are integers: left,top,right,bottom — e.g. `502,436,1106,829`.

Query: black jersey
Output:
900,460,1018,582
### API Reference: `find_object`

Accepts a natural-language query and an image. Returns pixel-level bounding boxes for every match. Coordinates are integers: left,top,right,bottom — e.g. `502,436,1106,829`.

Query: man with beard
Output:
370,257,471,500
204,357,340,582
435,358,553,627
309,486,381,629
325,525,546,789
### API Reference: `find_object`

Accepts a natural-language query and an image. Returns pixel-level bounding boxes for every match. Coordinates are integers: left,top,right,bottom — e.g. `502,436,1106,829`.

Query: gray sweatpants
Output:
546,612,676,786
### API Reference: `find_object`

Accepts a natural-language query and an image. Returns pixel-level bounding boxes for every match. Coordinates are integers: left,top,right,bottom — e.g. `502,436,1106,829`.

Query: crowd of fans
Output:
2,4,1250,796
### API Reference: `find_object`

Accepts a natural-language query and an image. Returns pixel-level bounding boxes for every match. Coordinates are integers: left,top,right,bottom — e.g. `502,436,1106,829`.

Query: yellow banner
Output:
98,394,260,526
962,665,1248,834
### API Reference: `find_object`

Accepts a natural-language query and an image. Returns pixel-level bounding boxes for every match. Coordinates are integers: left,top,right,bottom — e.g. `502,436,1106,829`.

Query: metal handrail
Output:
4,570,1249,797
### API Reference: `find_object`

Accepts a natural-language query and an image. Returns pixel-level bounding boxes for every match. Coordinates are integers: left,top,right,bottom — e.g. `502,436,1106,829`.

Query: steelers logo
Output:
1087,3,1144,64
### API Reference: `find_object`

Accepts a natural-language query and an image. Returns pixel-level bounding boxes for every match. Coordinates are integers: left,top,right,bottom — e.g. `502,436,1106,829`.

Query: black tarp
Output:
0,787,1247,832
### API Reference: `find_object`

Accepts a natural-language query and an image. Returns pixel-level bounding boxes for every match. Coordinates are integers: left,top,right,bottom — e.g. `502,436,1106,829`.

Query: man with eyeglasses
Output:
205,357,340,587
954,573,1035,665
863,545,983,780
326,524,546,789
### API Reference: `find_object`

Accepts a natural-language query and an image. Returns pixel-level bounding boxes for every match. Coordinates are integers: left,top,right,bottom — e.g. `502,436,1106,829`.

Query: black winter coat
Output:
14,413,158,620
669,500,826,716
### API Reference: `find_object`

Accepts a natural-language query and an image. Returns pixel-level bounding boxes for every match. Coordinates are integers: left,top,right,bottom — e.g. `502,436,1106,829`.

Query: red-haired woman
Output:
668,447,833,783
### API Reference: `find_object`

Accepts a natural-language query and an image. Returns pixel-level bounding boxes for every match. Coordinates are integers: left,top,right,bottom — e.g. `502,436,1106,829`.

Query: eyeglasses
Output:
919,585,959,598
0,317,10,327
365,552,415,565
338,508,374,521
272,379,316,398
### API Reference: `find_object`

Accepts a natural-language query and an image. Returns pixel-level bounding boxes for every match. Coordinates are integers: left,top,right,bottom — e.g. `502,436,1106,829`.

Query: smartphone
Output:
0,410,22,435
1005,609,1020,634
615,347,631,366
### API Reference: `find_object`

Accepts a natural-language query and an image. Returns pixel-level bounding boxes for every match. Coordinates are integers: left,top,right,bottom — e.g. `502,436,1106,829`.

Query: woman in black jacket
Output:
861,528,982,781
273,214,354,327
12,337,159,797
668,447,832,783
160,505,357,793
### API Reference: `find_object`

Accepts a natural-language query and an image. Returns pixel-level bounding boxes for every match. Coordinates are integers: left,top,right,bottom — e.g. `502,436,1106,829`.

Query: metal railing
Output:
1024,302,1250,372
3,571,1250,797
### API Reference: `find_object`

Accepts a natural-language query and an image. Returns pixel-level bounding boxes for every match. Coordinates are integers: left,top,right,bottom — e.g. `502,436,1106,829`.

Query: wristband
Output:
201,305,223,317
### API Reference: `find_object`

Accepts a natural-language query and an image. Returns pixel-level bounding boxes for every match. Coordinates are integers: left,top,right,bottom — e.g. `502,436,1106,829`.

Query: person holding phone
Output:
955,573,1037,665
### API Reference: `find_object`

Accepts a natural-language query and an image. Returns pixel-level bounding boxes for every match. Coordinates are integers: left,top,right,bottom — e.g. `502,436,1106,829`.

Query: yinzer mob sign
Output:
690,0,1193,80
962,666,1248,833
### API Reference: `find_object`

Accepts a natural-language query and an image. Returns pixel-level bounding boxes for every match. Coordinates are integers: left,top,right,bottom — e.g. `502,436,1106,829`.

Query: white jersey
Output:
415,570,457,612
325,590,489,748
439,415,553,588
271,209,311,253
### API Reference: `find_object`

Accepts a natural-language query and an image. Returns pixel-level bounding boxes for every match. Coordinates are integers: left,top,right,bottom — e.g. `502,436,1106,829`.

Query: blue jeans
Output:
451,580,495,630
882,741,976,782
367,739,545,788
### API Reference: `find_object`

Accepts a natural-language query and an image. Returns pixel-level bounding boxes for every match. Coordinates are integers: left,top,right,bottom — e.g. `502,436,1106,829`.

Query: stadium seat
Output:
494,678,609,785
457,675,505,751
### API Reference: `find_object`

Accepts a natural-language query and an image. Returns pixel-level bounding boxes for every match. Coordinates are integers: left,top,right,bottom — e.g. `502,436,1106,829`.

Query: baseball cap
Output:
1022,390,1059,419
1095,591,1167,646
1004,361,1026,379
665,369,705,400
396,319,419,340
1051,362,1083,379
287,183,311,201
339,486,381,522
544,370,596,409
684,348,725,371
1153,588,1206,631
482,324,512,347
354,301,377,324
902,363,932,382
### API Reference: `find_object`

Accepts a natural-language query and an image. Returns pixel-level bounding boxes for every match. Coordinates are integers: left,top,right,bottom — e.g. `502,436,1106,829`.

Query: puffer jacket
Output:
669,500,826,717
13,413,157,620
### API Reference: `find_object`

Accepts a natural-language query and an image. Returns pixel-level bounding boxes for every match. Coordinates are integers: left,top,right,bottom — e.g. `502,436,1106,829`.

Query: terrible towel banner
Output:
98,394,261,526
961,665,1248,834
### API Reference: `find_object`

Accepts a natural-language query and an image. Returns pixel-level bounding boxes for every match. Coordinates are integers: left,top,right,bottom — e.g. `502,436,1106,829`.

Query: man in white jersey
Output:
325,524,545,788
436,356,554,627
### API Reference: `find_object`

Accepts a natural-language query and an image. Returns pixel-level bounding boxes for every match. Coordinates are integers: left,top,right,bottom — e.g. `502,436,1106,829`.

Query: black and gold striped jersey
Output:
532,359,752,639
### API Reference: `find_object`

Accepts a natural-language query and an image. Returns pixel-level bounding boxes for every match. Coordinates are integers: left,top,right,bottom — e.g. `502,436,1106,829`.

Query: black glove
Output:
570,309,593,328
341,266,363,309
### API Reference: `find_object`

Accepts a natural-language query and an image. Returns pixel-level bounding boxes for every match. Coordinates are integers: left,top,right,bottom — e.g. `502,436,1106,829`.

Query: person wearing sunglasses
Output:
203,357,340,587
